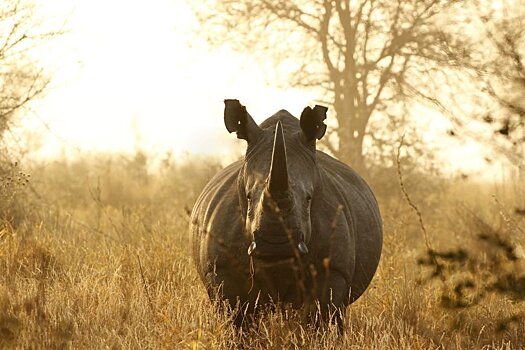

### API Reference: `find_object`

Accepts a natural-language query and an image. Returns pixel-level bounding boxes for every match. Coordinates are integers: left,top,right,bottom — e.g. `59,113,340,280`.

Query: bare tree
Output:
0,0,59,142
192,0,464,171
445,1,524,166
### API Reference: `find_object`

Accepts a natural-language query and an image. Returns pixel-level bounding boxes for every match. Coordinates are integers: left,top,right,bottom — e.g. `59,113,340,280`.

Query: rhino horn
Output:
268,121,289,197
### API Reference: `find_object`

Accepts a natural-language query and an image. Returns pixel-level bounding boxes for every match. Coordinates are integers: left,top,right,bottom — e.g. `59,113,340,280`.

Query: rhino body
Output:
190,101,382,331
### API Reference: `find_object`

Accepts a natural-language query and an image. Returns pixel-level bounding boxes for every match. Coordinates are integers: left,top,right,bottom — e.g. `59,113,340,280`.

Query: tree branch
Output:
320,0,338,80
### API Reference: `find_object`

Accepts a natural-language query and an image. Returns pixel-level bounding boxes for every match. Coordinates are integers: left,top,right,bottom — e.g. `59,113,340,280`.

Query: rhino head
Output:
224,99,327,260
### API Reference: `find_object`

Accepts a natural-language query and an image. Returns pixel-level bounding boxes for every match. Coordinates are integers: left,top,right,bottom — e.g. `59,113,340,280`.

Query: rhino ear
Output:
300,105,328,142
224,99,262,142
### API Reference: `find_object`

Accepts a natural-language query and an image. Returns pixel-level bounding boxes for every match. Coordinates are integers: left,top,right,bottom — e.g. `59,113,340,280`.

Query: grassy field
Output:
0,153,524,349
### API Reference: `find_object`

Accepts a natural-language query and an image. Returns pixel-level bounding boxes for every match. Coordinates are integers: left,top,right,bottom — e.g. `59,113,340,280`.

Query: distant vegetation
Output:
0,151,523,349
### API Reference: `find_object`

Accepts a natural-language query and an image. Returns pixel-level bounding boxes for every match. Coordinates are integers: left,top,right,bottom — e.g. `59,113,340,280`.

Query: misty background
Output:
1,0,524,348
2,0,522,179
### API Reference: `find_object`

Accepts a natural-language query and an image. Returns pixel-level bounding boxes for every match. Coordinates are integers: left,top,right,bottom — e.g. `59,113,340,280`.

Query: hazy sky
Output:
16,0,495,175
23,0,316,159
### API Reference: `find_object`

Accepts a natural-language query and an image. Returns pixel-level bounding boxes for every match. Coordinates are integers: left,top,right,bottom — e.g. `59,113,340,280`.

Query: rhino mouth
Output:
247,240,309,260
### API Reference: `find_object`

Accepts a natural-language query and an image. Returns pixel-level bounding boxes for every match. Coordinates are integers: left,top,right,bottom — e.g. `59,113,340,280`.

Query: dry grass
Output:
0,153,524,349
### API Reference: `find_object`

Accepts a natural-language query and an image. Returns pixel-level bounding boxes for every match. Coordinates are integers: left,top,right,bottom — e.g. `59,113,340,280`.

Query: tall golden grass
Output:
0,153,523,349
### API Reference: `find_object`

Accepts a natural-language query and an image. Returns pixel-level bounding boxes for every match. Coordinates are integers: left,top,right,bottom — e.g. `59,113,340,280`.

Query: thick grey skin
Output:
190,111,382,331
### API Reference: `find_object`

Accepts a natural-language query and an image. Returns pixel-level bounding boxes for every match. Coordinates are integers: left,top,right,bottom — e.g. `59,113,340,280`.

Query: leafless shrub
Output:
0,161,30,226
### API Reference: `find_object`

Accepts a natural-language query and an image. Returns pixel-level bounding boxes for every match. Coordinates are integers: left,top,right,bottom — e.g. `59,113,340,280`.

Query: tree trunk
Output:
331,71,367,172
333,97,366,173
338,124,365,172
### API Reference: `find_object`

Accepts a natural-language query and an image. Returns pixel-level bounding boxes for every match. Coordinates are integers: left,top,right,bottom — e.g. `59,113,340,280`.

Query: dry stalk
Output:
396,134,432,252
136,251,156,315
396,134,443,281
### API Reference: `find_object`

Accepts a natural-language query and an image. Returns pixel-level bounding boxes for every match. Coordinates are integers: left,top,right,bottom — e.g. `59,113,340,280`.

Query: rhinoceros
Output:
190,99,382,332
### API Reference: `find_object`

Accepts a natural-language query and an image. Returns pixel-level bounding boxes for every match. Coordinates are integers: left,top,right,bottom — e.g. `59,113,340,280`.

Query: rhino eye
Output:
246,192,252,201
306,194,312,202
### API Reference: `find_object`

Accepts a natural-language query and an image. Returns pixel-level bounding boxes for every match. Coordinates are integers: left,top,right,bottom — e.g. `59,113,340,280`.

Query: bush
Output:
0,161,30,226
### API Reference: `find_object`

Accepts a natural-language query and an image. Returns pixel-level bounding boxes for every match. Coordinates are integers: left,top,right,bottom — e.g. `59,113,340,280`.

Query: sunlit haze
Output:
16,0,500,176
19,1,314,158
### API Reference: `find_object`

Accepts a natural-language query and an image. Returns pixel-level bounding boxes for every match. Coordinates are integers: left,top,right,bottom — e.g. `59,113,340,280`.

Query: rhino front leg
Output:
314,272,348,335
204,268,255,328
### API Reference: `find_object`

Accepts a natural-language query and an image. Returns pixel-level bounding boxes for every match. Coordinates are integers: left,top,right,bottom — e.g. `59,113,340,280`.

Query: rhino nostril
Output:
247,241,257,256
298,241,309,254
